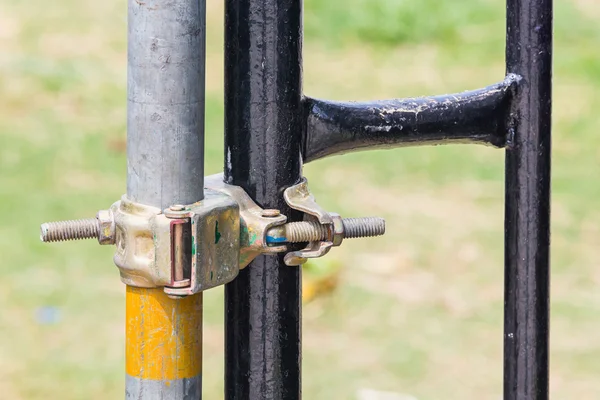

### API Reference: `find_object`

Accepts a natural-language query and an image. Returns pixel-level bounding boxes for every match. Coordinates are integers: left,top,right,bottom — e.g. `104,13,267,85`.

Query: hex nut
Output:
330,213,344,247
96,209,115,245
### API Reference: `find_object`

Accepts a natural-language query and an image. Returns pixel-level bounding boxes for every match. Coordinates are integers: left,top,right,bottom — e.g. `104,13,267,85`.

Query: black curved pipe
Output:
303,74,519,163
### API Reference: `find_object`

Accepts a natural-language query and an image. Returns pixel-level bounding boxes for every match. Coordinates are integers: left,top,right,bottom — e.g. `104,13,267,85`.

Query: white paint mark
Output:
365,125,395,132
226,146,232,172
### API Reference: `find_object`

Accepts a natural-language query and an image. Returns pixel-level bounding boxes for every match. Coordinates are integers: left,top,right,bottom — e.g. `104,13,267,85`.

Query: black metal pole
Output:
224,0,303,398
504,0,552,398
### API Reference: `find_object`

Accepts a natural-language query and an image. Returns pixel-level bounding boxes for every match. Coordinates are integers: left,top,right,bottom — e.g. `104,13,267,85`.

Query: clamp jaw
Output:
40,174,385,297
111,188,240,297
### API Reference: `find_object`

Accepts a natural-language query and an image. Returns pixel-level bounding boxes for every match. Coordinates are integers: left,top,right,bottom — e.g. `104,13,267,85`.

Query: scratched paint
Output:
248,230,258,245
126,287,202,380
303,75,519,162
214,221,221,244
266,235,287,244
239,226,258,246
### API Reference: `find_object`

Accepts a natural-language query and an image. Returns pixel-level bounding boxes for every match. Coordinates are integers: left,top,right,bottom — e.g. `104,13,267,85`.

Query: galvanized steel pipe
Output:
126,0,206,398
127,0,205,208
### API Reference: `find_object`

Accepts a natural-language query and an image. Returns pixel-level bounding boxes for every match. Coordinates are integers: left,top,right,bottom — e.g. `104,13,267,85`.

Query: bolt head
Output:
170,205,186,212
261,209,281,218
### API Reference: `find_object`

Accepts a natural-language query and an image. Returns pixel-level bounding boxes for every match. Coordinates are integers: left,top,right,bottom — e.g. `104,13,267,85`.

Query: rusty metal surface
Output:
282,178,334,266
279,179,386,265
112,196,172,288
283,178,333,225
112,188,241,295
205,174,287,269
40,218,102,243
163,189,241,297
170,219,189,285
284,241,332,267
96,209,115,245
265,215,385,245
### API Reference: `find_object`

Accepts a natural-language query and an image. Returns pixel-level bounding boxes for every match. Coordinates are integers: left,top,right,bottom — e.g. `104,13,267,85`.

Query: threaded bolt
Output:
40,218,100,243
284,221,330,242
340,217,385,238
266,217,385,244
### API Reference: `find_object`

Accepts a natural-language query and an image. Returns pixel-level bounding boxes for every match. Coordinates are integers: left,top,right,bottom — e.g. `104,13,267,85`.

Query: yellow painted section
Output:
126,287,202,380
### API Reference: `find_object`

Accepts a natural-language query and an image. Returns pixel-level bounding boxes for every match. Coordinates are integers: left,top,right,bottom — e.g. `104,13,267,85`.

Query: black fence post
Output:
504,0,552,399
223,0,303,399
221,0,552,398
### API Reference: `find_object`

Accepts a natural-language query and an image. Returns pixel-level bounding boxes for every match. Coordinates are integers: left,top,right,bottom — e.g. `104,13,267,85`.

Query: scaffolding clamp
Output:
111,189,241,297
264,178,386,266
39,175,385,296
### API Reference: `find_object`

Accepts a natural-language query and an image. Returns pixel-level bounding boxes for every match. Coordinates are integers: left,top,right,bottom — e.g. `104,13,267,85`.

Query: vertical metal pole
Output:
126,0,205,398
504,0,552,399
224,0,303,398
125,287,203,399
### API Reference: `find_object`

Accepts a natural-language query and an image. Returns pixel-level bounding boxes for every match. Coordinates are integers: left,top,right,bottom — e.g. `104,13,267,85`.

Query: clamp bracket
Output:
205,174,288,268
40,174,384,297
112,188,241,296
282,178,342,266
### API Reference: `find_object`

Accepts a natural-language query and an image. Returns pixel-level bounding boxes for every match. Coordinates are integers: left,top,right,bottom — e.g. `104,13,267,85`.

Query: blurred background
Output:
1,0,599,398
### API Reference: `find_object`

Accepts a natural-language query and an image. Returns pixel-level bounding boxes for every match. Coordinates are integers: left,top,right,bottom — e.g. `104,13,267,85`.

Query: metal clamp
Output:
41,187,241,297
39,174,385,294
39,174,289,296
265,178,386,266
281,178,338,266
205,174,287,268
112,189,240,296
162,190,240,297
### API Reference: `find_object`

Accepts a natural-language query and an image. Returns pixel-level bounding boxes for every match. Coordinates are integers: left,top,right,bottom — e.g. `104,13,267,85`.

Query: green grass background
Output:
1,0,600,398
